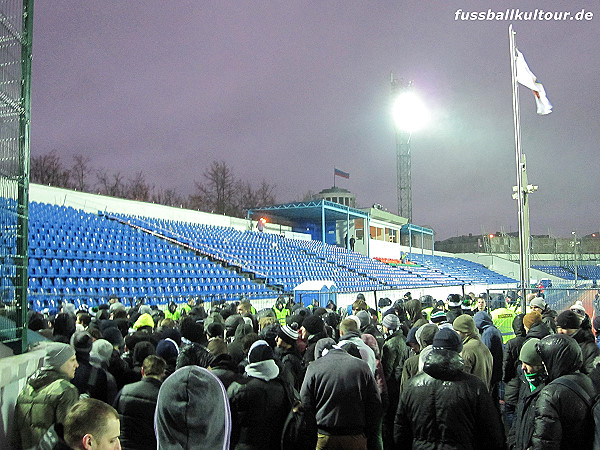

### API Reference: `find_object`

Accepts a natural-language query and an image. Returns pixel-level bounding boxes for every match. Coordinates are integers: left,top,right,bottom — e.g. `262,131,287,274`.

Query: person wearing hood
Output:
228,322,255,366
531,334,595,449
155,365,231,449
400,324,438,394
403,298,425,328
227,340,288,449
13,342,80,449
338,317,376,374
508,338,546,450
556,309,600,375
356,310,385,351
503,313,527,428
132,312,154,333
394,328,505,449
453,314,493,389
474,311,504,406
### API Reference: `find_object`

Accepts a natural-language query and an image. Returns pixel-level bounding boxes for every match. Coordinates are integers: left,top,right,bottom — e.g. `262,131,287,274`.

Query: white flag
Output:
516,50,552,115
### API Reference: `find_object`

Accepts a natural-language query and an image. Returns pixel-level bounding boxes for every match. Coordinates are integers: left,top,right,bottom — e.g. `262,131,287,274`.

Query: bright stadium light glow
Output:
392,90,429,133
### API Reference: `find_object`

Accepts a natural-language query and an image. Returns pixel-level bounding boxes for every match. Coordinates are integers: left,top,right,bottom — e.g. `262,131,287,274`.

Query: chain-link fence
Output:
0,0,33,354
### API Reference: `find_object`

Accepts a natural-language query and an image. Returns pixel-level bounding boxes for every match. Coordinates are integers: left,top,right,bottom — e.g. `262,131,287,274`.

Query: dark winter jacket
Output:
302,330,328,367
300,347,382,437
382,330,410,385
227,366,288,450
525,320,551,341
503,314,527,406
210,353,243,390
394,348,506,449
71,353,109,402
155,366,231,450
275,346,304,390
227,324,255,366
541,308,557,333
474,311,504,386
531,334,595,450
508,370,545,450
113,376,162,450
446,306,462,325
571,327,600,375
14,368,79,450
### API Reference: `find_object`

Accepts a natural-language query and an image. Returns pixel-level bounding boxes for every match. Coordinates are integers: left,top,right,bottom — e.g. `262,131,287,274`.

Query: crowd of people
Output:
12,290,600,449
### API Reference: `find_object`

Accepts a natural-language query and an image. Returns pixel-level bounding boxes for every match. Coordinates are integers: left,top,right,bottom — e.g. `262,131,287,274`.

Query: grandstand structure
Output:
9,184,520,316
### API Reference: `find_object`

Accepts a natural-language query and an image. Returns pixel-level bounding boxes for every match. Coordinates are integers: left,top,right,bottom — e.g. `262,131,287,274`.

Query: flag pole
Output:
509,25,530,311
333,168,336,188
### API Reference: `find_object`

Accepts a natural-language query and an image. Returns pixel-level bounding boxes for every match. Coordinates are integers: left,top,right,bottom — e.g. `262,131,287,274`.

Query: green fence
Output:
0,0,33,354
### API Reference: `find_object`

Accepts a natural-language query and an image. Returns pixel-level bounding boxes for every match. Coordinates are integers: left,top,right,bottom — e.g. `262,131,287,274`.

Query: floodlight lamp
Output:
392,90,429,133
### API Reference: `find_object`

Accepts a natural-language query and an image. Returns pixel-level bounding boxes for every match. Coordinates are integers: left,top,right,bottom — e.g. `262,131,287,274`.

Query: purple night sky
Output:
31,1,600,240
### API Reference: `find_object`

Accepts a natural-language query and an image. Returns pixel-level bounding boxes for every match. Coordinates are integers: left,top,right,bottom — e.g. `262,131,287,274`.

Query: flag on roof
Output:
516,49,552,115
334,168,350,179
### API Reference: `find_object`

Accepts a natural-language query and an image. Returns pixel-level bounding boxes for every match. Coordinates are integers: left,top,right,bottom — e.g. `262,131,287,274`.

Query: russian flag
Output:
334,168,350,179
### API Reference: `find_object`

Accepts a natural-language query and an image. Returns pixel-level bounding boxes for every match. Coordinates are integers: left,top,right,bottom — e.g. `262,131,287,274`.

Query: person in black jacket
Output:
394,327,506,449
556,309,600,375
531,333,596,449
113,355,166,450
503,313,527,428
227,340,289,450
508,338,546,450
70,331,109,402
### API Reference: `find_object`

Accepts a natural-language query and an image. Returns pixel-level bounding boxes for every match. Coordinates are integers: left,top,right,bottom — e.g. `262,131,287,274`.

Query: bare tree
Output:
71,154,91,191
31,150,71,187
126,171,153,202
153,188,187,208
96,169,125,197
193,160,237,215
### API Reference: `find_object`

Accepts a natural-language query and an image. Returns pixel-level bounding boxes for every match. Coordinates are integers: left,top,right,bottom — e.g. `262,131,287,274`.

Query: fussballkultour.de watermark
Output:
454,8,594,21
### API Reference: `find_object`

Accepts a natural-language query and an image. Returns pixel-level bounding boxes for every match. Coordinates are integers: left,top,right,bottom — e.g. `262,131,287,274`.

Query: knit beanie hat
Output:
355,310,371,330
90,339,114,365
277,325,299,346
570,301,586,319
406,326,419,346
301,315,324,335
529,297,547,310
519,338,542,366
133,313,155,330
247,340,275,363
102,326,125,348
447,294,462,307
156,338,179,362
138,305,152,316
523,311,542,330
70,331,93,355
430,309,447,324
381,314,400,331
556,310,581,330
44,342,76,370
432,328,463,353
206,322,226,339
453,314,477,335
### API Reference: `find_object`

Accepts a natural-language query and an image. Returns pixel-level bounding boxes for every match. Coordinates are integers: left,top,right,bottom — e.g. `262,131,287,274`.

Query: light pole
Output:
391,74,428,223
571,231,580,287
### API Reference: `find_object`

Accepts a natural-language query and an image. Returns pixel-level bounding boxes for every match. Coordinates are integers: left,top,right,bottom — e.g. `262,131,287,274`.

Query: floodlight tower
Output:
391,74,428,222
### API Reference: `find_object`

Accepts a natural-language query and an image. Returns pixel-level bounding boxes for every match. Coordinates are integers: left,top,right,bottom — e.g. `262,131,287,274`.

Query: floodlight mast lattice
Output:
391,74,428,223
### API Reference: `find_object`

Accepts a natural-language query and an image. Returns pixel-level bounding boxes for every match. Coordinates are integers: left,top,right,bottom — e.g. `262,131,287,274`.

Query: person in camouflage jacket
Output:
13,342,79,450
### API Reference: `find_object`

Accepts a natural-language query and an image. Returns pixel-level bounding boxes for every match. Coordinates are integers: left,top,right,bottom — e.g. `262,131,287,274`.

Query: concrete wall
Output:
0,347,45,450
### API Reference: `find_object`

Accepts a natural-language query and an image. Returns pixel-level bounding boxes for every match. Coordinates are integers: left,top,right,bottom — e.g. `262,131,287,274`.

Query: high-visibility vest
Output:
274,307,290,325
491,307,517,344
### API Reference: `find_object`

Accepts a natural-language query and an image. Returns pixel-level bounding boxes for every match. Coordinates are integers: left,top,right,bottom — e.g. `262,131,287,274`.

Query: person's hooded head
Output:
176,342,215,369
453,314,479,340
225,314,245,338
536,333,582,382
314,337,337,359
53,312,76,340
355,310,371,332
244,340,279,381
416,323,438,349
155,366,231,449
133,313,154,331
512,313,526,337
473,311,494,332
422,328,465,379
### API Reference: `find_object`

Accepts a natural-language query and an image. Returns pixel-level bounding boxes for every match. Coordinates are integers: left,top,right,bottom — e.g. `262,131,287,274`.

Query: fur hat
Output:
381,314,400,331
432,328,463,353
556,310,581,330
523,311,542,330
44,342,76,370
277,325,299,346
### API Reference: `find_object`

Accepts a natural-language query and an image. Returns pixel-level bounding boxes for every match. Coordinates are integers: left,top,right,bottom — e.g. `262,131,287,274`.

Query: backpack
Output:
280,380,317,450
551,376,600,450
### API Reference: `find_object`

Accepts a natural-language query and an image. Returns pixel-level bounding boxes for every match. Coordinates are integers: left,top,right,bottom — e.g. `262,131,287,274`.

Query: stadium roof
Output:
247,199,368,223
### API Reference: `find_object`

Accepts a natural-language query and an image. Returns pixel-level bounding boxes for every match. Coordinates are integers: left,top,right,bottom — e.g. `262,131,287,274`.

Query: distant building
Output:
312,187,356,208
